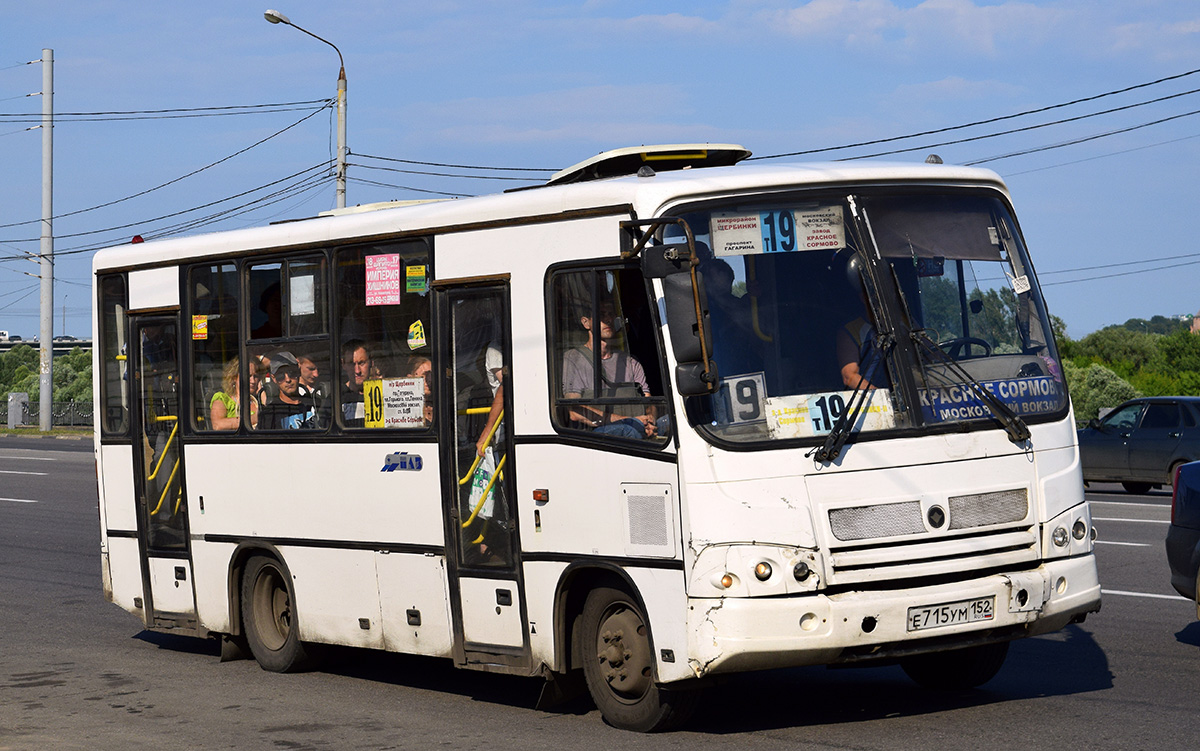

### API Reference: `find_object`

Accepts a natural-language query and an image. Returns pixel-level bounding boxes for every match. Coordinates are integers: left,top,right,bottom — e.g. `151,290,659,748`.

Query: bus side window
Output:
334,240,433,430
549,266,669,444
188,263,239,432
99,274,130,437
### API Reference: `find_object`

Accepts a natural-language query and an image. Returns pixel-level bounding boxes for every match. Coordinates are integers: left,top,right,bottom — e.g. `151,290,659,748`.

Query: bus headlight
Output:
692,544,823,596
1052,526,1069,547
1043,503,1094,560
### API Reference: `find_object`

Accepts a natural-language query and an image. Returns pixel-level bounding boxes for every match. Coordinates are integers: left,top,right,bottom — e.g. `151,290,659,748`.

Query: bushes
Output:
0,344,93,403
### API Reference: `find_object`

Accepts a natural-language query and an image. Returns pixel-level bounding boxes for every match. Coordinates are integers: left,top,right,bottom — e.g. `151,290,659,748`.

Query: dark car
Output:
1077,396,1200,494
1167,460,1200,619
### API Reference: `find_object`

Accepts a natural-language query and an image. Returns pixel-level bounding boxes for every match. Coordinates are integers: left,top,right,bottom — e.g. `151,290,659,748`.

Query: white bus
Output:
94,144,1101,731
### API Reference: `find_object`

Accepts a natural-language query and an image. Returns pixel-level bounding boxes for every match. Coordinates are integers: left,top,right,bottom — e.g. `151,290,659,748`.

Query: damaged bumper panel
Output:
685,554,1100,678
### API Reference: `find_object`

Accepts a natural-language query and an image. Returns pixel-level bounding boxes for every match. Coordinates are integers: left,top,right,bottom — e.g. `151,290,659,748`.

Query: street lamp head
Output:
264,9,291,25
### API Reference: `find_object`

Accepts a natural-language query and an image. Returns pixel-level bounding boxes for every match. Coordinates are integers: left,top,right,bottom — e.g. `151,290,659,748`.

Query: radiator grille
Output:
948,488,1029,529
830,500,925,541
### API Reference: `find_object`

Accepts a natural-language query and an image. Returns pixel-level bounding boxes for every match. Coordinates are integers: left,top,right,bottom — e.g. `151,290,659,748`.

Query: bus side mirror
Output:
640,243,692,279
662,271,717,396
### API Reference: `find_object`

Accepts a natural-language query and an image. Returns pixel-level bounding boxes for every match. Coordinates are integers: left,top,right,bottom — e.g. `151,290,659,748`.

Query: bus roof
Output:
92,156,1008,273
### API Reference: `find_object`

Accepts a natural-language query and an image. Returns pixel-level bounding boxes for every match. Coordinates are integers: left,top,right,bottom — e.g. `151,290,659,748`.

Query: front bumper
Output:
685,553,1100,678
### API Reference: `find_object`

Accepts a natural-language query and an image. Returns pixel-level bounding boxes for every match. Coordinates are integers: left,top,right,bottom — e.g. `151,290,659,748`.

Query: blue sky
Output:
2,1,1199,339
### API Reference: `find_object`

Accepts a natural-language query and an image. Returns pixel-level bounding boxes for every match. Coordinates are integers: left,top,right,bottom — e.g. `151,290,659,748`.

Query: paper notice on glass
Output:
365,253,401,306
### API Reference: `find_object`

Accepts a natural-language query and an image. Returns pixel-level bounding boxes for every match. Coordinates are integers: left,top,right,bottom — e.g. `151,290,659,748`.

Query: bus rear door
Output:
129,316,198,630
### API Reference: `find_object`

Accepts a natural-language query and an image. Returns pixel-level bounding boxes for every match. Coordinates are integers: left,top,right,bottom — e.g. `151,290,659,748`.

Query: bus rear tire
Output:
900,641,1008,690
580,586,699,732
241,555,313,673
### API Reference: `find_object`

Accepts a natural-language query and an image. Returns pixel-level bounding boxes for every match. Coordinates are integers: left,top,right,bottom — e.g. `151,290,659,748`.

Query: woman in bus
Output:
209,357,258,430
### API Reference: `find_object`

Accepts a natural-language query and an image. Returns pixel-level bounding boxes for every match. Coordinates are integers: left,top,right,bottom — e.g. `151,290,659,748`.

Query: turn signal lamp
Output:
754,562,772,581
720,574,734,589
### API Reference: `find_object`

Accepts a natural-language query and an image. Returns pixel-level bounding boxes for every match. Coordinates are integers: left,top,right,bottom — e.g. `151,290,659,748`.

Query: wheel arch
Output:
551,562,657,677
225,541,290,637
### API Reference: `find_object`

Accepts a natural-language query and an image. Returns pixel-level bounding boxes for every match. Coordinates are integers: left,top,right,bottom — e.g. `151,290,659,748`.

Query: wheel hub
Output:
595,605,652,700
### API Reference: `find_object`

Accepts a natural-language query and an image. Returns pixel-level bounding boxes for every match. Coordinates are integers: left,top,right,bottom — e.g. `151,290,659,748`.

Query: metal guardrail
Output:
1,400,94,427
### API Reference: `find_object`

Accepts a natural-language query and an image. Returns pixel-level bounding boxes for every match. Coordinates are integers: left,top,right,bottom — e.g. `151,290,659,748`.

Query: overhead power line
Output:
0,104,333,233
753,66,1200,160
354,152,556,173
0,99,331,123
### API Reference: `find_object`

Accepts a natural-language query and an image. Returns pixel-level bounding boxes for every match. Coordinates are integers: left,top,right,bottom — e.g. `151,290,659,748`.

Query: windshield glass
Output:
672,189,1068,445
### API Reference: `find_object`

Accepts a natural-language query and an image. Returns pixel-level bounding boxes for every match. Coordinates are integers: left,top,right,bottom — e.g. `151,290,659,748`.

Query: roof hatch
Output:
547,143,751,186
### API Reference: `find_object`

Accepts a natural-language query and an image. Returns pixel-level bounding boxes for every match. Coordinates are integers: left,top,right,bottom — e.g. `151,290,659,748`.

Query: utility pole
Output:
38,48,54,432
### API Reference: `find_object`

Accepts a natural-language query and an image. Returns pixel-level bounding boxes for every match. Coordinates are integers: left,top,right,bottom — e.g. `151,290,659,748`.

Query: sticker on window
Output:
406,264,427,293
365,253,401,306
191,315,208,340
408,320,427,350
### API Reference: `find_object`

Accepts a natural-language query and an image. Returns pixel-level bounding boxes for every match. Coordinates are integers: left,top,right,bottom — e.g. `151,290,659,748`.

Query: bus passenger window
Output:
334,239,433,430
99,275,130,436
549,267,669,444
189,263,240,432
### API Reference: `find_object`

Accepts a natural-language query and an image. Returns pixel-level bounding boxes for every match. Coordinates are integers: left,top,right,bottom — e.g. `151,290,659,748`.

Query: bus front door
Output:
439,283,530,670
129,317,197,630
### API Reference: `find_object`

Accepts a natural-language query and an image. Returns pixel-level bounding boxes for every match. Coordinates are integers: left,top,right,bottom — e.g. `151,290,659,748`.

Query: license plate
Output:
907,596,995,632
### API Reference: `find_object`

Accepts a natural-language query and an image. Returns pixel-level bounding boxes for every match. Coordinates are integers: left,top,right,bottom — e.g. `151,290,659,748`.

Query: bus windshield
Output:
674,189,1067,445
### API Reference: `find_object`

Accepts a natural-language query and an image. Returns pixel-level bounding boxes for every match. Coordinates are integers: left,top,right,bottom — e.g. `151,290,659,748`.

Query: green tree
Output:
1064,361,1141,425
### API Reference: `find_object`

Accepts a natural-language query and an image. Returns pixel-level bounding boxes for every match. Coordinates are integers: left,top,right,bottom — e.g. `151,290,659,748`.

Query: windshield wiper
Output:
911,331,1031,444
810,332,894,464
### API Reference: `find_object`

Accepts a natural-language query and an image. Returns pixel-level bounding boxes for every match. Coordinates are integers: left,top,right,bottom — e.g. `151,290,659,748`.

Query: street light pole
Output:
264,10,346,209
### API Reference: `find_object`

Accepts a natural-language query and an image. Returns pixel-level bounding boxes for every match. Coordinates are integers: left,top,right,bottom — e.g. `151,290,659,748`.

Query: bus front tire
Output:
900,641,1009,690
580,586,698,732
241,555,313,673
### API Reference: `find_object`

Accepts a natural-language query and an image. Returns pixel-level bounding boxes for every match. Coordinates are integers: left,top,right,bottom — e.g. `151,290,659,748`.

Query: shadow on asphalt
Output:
1175,620,1200,647
131,622,1111,732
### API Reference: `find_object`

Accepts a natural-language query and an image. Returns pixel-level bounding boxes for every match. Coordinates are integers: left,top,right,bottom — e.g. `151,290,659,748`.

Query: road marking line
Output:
1094,540,1150,547
1090,500,1169,508
1102,589,1191,602
0,456,54,461
0,497,38,503
1093,517,1169,524
0,469,47,476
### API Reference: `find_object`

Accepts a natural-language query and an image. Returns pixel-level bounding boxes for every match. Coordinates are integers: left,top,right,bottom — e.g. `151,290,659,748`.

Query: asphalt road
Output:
2,438,1199,750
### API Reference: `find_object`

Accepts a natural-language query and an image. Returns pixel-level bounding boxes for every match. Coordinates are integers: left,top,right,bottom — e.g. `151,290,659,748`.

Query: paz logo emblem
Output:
381,452,423,472
927,505,947,529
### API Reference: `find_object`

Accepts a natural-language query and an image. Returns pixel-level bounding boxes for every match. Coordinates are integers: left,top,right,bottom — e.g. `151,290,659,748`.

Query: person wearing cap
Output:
258,350,318,430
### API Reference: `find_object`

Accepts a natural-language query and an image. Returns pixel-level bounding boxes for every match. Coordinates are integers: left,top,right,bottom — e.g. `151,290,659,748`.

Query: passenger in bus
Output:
407,356,433,394
296,352,328,401
251,282,283,339
561,299,660,440
340,339,373,426
208,357,258,430
475,342,504,456
258,351,318,430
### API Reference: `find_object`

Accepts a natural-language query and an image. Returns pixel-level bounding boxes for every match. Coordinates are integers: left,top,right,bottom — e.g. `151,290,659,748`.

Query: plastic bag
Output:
466,447,496,521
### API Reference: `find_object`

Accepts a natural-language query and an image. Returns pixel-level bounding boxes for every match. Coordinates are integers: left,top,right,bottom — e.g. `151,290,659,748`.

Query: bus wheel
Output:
241,556,312,673
901,641,1009,690
580,586,698,732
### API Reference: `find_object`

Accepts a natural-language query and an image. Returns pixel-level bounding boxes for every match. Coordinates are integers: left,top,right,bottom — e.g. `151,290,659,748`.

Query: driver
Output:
836,255,888,390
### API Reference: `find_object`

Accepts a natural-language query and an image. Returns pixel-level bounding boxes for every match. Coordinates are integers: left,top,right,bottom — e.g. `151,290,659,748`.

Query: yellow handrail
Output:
149,459,180,515
457,410,504,486
461,452,507,529
146,418,179,482
458,407,491,415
